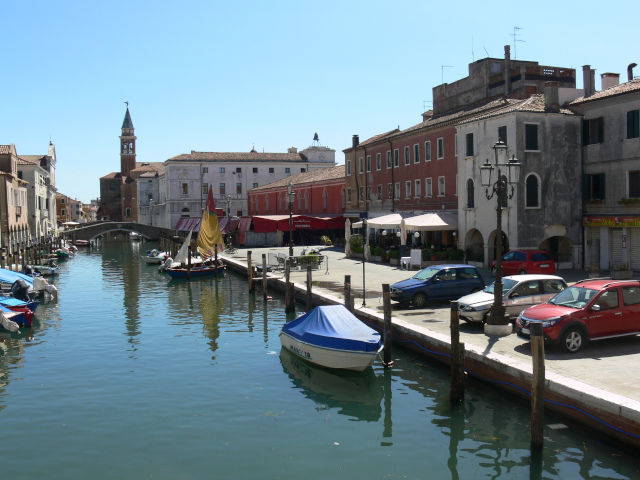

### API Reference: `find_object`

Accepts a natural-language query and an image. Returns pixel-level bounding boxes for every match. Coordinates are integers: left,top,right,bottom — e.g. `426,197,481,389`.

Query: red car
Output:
491,250,555,276
516,279,640,353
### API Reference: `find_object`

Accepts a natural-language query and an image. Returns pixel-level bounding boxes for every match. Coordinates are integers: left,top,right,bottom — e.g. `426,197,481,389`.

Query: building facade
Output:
0,144,30,252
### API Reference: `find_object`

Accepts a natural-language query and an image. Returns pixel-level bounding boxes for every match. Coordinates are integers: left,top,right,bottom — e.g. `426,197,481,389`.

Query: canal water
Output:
0,236,639,479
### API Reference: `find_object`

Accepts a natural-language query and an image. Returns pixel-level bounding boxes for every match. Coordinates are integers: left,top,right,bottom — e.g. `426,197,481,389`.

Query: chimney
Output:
591,69,596,94
287,147,298,154
352,135,359,148
504,45,512,94
544,82,560,113
582,65,592,97
601,73,620,91
629,63,638,81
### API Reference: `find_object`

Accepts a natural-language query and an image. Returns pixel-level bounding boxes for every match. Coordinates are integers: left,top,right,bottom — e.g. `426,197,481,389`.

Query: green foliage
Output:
320,235,332,245
350,234,363,253
371,246,386,257
298,253,321,265
388,249,401,259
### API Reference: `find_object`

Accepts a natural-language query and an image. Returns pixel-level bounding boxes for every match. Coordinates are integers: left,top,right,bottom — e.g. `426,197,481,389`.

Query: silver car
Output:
457,274,567,323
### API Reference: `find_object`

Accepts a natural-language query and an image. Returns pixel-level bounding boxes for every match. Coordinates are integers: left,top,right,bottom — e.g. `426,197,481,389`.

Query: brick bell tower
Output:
120,107,136,177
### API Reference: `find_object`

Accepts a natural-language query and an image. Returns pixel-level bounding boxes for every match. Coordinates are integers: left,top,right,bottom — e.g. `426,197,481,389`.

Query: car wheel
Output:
561,327,585,353
519,269,527,275
412,292,428,309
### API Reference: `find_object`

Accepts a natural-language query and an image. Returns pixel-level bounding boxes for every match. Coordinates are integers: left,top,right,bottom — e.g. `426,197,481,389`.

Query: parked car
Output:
390,264,485,308
516,279,640,353
490,250,555,276
458,274,567,324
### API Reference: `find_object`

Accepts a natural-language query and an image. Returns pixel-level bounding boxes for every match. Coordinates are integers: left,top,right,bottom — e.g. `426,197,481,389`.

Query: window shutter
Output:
598,117,604,144
582,174,591,201
598,172,606,199
628,111,634,139
582,119,589,145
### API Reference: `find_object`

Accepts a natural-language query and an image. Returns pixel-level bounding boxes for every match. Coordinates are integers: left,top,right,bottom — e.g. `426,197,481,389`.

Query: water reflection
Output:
279,348,383,422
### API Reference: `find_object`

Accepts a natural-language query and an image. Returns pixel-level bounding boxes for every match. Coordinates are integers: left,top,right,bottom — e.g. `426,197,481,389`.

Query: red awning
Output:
237,216,253,245
277,215,327,231
175,217,202,232
252,215,287,233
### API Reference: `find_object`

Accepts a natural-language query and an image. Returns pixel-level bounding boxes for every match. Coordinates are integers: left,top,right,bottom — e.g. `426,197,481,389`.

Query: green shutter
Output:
628,111,634,139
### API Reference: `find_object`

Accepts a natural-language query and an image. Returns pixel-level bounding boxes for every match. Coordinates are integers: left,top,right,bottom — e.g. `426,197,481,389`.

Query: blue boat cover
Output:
0,268,34,285
0,295,38,311
281,305,382,352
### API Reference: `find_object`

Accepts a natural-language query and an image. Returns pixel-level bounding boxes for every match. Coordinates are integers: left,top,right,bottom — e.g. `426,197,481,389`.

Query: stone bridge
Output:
61,222,175,241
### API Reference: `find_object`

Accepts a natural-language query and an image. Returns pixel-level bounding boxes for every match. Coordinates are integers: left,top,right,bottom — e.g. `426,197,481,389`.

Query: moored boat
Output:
142,249,168,264
74,239,90,247
279,305,383,372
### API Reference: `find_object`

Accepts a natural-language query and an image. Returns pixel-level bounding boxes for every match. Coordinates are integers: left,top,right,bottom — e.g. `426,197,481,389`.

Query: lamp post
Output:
287,181,296,257
362,217,367,307
480,140,521,335
226,194,231,247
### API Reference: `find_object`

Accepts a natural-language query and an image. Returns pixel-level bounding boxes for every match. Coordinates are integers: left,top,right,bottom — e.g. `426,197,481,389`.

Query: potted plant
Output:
371,246,387,263
320,235,332,246
350,234,364,258
389,249,400,265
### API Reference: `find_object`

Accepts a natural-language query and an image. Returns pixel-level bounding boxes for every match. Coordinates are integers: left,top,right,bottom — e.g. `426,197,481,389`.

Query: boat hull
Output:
279,331,381,372
142,255,167,264
165,265,226,278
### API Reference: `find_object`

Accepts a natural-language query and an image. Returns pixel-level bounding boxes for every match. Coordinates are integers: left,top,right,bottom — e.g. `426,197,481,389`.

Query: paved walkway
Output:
223,245,640,403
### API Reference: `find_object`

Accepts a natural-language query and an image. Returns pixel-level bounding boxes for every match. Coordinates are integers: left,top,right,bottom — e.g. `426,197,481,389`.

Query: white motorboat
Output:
142,249,169,264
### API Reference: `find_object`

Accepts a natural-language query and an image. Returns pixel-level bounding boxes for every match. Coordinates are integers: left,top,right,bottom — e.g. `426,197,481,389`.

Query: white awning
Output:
353,213,404,229
404,212,458,231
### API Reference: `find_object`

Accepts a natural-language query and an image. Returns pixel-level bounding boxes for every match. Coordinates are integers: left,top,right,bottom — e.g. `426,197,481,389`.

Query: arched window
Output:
323,188,328,210
265,195,269,212
525,174,540,208
304,191,309,211
181,207,190,217
341,187,346,208
466,179,474,208
125,207,132,218
279,193,284,212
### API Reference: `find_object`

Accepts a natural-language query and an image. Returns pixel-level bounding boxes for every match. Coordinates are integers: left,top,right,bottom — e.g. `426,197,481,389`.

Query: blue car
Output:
390,264,486,308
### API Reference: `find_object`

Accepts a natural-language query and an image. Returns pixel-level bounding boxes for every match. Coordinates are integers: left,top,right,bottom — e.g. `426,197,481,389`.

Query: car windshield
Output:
413,267,440,281
484,278,518,295
549,286,598,309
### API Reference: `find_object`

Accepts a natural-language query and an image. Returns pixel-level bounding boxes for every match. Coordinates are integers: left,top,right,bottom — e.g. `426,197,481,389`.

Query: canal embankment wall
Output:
222,254,640,452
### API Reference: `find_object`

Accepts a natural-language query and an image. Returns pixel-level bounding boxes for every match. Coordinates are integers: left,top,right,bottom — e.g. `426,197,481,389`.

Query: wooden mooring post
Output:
530,322,545,449
284,259,295,312
262,254,268,299
247,251,254,292
450,301,465,402
306,265,313,311
187,246,192,279
344,275,353,313
382,284,393,367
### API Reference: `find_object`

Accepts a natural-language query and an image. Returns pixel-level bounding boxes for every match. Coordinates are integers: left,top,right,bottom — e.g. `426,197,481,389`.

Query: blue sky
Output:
3,0,637,204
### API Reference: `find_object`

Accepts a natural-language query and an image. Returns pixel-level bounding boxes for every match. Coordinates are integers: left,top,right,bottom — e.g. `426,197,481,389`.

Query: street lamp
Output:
226,194,232,246
287,181,296,257
480,140,521,335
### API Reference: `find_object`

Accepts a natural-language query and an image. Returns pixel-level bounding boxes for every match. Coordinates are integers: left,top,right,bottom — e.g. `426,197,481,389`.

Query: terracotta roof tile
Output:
456,95,576,126
251,165,345,191
570,78,640,104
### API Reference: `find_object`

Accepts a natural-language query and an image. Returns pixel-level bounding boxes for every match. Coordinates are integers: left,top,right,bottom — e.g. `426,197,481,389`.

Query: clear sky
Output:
2,0,638,204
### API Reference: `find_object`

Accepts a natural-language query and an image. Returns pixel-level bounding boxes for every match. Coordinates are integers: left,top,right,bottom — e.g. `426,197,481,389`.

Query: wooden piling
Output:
450,301,465,402
382,284,393,367
306,265,313,311
284,259,295,312
530,322,545,449
344,275,352,313
187,246,192,279
247,251,254,292
262,254,268,299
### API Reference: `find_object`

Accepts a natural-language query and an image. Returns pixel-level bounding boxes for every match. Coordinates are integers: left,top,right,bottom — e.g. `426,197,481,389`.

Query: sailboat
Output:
165,187,226,278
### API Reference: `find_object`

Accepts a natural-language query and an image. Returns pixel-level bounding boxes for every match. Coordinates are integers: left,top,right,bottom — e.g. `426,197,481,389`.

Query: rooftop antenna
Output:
441,65,452,84
483,46,490,58
510,26,525,59
423,100,433,112
472,34,474,62
124,101,129,107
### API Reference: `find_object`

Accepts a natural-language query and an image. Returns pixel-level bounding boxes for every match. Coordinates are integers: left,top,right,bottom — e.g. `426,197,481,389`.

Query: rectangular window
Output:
202,183,208,195
366,155,371,172
377,184,382,199
395,183,400,199
269,167,274,173
376,153,381,171
386,151,392,169
252,183,258,188
366,186,371,200
629,171,640,198
426,178,432,197
220,183,226,194
359,157,364,174
236,167,242,173
437,138,444,159
252,167,258,173
498,126,507,144
465,133,474,156
202,167,208,173
425,141,431,161
405,181,411,198
583,117,604,145
404,146,410,165
347,188,352,203
438,176,445,196
359,186,364,201
454,134,457,156
301,168,305,173
414,144,420,164
627,110,640,139
394,149,399,167
582,173,605,200
415,179,421,198
387,183,393,199
219,167,225,173
285,167,290,174
181,183,189,195
525,124,539,150
236,183,242,194
346,160,351,176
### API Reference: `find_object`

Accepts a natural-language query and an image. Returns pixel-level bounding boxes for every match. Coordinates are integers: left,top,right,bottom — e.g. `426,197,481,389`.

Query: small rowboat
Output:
279,305,383,372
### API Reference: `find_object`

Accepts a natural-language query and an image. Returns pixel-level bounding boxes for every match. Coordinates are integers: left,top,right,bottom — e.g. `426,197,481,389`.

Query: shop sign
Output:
583,216,640,227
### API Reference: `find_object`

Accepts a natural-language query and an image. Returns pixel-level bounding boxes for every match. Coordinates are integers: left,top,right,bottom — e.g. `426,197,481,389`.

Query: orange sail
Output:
197,187,225,260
